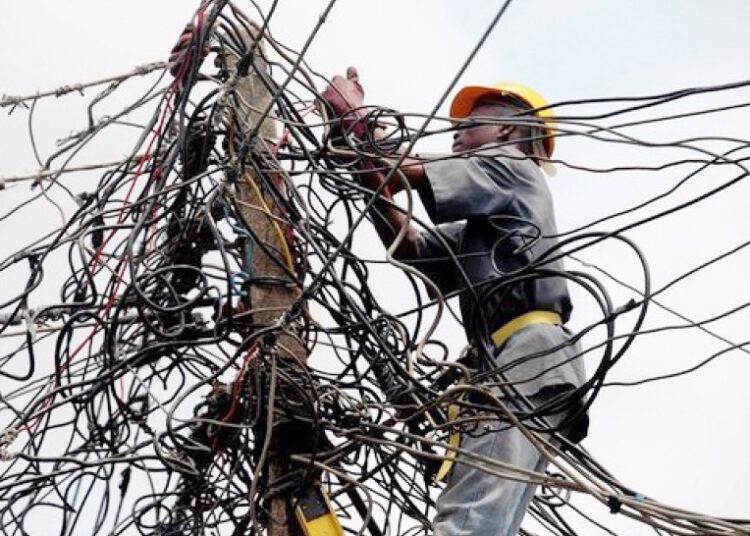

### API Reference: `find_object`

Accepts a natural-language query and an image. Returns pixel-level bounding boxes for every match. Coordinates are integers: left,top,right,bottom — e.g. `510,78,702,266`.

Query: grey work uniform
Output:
413,146,586,536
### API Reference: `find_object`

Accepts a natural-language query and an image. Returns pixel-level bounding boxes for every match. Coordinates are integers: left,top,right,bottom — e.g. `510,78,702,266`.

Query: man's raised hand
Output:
320,66,368,136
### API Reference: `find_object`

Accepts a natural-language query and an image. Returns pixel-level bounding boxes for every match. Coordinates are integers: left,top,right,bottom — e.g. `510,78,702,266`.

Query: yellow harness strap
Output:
434,403,461,483
434,310,563,483
491,310,562,347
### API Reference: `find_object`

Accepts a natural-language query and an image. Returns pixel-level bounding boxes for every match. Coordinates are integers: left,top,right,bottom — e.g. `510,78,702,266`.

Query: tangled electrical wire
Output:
1,1,750,536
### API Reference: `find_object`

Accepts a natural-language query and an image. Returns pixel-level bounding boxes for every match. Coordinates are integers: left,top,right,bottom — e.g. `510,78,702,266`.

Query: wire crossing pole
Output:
222,28,307,536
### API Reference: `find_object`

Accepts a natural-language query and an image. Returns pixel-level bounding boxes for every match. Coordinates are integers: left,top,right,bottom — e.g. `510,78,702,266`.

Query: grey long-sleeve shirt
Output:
413,146,585,396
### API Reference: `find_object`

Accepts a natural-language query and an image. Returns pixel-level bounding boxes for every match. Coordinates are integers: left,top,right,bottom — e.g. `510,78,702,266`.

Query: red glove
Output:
169,23,209,78
320,67,368,137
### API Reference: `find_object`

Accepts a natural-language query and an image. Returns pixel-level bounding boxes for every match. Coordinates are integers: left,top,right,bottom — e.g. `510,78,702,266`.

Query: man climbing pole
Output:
321,67,588,536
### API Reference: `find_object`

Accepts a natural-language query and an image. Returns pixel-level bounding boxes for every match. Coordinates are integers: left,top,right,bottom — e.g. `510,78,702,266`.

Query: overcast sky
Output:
2,1,750,534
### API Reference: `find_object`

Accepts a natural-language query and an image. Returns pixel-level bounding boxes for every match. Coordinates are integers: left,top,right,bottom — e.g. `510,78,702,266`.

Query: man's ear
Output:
496,124,514,140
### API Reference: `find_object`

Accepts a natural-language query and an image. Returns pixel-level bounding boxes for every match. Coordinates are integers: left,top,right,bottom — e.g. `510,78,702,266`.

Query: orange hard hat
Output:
449,82,556,158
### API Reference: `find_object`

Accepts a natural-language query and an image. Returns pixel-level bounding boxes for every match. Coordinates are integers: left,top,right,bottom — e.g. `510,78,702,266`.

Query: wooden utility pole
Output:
222,28,306,536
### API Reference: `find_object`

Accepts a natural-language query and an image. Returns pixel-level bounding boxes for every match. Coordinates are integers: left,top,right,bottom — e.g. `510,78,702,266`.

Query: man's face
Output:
451,104,505,153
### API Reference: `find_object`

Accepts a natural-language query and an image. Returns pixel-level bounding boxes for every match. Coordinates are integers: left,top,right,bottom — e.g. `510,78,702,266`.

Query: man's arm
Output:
378,155,428,195
321,67,428,260
358,160,424,260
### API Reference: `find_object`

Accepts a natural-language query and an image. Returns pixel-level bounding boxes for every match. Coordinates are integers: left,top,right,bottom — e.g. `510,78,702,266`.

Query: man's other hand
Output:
169,23,209,78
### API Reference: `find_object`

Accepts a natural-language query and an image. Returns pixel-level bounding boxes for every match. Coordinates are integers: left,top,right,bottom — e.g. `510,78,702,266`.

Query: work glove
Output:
169,22,210,78
319,66,369,137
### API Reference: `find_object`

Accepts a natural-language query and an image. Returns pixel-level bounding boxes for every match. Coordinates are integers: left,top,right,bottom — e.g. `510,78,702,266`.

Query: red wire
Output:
20,58,183,434
21,3,211,436
211,342,259,452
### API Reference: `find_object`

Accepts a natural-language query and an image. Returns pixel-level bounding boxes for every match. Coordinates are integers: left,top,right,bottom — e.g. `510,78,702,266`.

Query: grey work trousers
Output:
432,393,565,536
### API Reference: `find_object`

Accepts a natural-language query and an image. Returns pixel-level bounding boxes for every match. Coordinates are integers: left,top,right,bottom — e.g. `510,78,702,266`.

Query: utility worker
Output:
322,68,587,536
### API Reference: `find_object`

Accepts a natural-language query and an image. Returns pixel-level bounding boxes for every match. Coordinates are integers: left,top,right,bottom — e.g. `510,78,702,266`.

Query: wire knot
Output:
0,428,18,446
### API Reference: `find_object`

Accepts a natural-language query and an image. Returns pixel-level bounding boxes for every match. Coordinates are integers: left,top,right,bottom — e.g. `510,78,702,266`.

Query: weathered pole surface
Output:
222,28,306,536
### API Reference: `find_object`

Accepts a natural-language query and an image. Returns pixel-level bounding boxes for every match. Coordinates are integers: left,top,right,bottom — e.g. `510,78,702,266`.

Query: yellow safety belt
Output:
434,402,462,482
434,310,562,483
491,311,562,347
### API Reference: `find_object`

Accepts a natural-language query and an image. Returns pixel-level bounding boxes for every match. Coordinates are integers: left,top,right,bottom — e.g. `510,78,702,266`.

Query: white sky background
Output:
2,1,750,534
